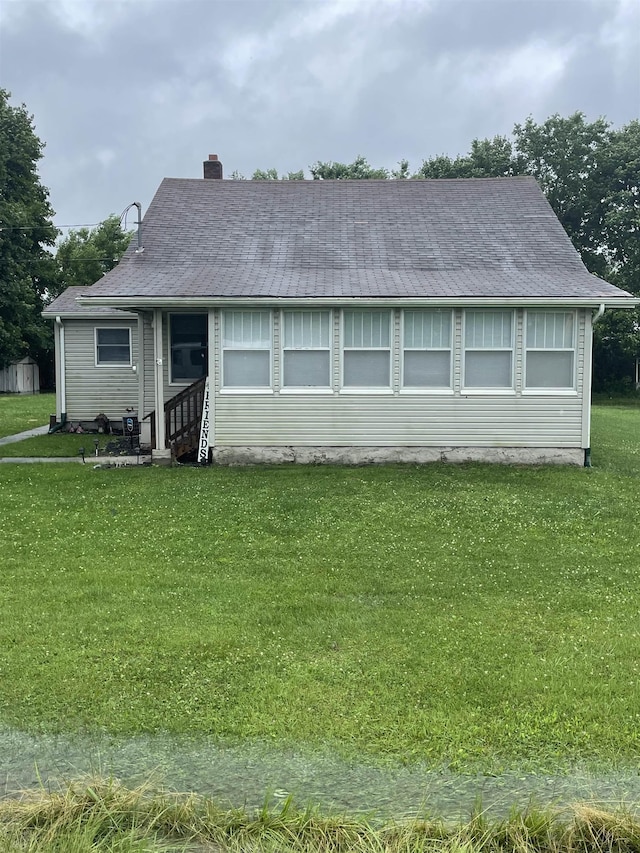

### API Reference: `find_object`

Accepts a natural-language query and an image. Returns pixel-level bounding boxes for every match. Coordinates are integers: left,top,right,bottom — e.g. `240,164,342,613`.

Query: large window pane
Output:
344,311,390,348
527,312,574,349
223,351,270,387
404,310,451,349
344,351,390,387
98,328,129,345
283,351,330,386
404,351,451,387
465,311,512,348
526,352,574,388
525,312,575,389
222,310,272,388
465,352,512,387
282,311,331,388
284,311,330,348
223,311,271,348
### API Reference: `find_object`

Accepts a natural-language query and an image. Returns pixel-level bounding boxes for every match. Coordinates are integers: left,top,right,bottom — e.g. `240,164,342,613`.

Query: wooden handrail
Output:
163,375,206,458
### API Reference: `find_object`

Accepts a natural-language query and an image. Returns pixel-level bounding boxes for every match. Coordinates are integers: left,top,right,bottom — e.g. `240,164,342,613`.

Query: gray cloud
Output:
1,0,638,230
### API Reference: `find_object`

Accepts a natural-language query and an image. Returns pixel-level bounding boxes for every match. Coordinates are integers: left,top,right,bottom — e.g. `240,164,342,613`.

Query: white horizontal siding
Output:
138,308,589,451
214,394,583,447
64,319,139,421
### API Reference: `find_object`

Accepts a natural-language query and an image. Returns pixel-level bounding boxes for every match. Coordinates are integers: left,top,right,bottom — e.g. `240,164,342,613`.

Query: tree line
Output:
1,87,637,391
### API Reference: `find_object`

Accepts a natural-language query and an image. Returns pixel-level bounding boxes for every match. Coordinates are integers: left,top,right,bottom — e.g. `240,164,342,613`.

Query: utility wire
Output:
0,223,103,230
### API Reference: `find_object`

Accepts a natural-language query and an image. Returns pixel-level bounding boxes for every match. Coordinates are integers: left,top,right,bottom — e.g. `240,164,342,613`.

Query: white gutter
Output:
55,316,66,418
76,296,640,310
582,303,606,468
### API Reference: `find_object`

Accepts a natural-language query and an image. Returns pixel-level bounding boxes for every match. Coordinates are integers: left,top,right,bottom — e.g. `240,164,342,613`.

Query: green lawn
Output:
1,405,639,773
0,392,55,438
0,432,90,457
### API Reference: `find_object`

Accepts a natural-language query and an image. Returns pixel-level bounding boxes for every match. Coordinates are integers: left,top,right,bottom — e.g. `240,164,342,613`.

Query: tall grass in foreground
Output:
1,779,639,853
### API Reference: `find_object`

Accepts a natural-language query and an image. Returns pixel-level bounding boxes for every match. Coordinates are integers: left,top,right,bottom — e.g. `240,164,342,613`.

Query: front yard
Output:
1,403,639,773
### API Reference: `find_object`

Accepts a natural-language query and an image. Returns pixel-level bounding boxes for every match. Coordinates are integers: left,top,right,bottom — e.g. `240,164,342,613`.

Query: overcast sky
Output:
1,0,639,233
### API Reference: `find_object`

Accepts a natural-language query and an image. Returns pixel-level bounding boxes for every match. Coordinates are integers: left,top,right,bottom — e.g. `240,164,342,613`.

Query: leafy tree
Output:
512,114,611,273
251,168,305,180
56,215,133,289
416,136,516,179
391,159,411,179
590,121,640,392
310,155,390,180
0,89,58,370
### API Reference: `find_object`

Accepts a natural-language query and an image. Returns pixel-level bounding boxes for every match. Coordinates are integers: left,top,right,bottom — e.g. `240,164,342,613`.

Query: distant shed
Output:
0,357,40,394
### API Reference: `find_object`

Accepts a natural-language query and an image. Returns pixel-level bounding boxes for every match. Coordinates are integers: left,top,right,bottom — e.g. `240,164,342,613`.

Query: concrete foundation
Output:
210,446,584,466
151,449,173,465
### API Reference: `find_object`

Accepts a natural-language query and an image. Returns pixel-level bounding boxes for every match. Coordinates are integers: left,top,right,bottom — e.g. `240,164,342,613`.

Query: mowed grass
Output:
0,393,55,438
0,393,107,456
0,406,639,772
0,432,91,457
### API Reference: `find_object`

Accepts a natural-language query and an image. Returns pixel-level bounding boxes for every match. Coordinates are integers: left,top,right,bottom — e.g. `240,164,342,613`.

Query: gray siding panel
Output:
214,395,583,447
213,311,588,450
64,319,139,420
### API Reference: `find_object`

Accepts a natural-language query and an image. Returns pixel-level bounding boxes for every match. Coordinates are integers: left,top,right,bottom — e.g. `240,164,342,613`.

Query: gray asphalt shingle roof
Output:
81,176,632,302
43,287,135,316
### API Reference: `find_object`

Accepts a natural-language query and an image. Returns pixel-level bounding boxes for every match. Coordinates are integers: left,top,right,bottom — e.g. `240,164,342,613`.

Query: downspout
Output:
584,303,605,468
49,316,67,432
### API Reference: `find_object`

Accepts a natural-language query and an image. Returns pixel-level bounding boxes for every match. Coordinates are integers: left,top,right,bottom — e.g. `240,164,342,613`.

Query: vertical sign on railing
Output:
197,376,211,463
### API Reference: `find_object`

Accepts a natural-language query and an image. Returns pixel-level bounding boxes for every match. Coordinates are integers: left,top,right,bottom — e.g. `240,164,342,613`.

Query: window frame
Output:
341,309,392,392
168,312,209,386
280,309,333,393
221,309,273,392
462,309,515,393
524,310,577,393
94,326,132,368
401,309,454,392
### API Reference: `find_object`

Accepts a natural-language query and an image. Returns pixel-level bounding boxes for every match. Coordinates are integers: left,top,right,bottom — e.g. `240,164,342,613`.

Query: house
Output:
44,156,638,465
0,356,40,394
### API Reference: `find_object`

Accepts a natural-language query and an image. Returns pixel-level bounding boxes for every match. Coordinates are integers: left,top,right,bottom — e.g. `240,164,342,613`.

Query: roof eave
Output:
42,309,138,319
76,295,640,309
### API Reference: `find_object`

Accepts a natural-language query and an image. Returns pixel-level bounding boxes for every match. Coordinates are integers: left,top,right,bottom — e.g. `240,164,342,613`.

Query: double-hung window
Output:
222,310,271,388
95,327,131,366
403,310,452,388
525,311,575,389
464,310,514,388
282,310,331,388
342,310,391,388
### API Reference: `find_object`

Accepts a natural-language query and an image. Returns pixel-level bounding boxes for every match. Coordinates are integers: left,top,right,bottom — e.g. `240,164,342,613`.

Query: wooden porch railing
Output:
148,375,207,460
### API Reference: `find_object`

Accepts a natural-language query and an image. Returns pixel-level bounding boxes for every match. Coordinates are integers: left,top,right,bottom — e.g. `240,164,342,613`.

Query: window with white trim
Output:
525,311,575,388
95,327,131,366
342,310,391,387
222,310,271,387
464,310,513,388
282,310,331,387
403,310,452,388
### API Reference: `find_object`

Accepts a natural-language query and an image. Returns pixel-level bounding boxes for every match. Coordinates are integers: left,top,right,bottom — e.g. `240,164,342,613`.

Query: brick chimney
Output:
203,154,223,179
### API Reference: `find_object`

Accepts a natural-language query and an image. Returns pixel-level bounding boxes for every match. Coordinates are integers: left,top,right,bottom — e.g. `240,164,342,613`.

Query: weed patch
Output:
1,779,639,853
